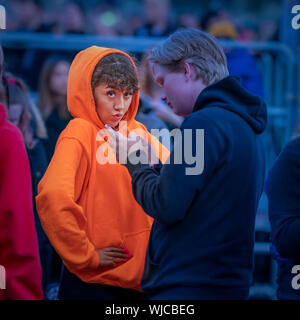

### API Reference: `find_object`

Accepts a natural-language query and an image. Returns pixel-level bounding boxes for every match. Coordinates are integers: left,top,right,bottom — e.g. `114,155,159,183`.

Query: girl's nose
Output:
115,96,125,110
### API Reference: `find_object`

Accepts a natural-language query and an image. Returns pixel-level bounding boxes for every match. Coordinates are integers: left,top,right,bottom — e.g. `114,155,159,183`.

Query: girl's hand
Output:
96,247,133,267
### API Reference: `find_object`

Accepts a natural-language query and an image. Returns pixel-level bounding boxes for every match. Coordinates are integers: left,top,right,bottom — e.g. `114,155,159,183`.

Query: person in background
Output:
266,121,300,300
2,45,55,298
134,0,176,37
0,102,43,300
13,0,51,33
208,20,265,99
61,2,86,35
131,53,170,149
200,8,230,32
37,56,72,162
178,12,199,29
6,0,54,90
4,76,55,297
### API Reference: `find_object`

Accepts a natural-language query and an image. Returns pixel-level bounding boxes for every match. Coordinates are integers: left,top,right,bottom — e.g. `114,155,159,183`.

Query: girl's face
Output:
8,104,23,126
93,83,133,128
50,61,70,97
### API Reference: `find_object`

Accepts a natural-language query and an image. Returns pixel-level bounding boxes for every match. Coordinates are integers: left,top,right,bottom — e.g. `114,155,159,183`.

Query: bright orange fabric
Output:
36,46,169,291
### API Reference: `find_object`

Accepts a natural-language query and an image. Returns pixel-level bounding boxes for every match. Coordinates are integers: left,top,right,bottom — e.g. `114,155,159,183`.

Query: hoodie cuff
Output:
89,251,100,269
124,151,151,176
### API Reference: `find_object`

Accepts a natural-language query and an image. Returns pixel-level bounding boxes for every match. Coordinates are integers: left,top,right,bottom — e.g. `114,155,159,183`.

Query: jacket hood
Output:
194,76,267,134
0,103,7,127
67,46,140,129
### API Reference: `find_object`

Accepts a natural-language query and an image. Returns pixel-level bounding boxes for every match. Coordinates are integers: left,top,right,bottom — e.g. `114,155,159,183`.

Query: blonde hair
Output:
148,28,229,86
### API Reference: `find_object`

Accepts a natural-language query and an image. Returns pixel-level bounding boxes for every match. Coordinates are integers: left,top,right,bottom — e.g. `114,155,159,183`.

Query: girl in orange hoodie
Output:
35,46,168,300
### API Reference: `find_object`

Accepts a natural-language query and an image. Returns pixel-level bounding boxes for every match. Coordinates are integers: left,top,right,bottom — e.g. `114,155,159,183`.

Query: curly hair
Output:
91,53,139,95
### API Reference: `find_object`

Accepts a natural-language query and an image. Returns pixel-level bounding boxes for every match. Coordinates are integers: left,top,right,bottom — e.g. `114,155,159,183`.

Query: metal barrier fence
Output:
0,32,299,299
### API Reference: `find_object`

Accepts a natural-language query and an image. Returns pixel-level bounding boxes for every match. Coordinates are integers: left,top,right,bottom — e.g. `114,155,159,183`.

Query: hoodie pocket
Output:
99,228,151,289
117,229,151,288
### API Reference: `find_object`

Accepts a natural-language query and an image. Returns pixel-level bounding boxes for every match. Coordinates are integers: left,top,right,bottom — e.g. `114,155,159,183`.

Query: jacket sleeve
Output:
36,136,100,273
266,140,300,258
0,126,43,300
125,115,227,225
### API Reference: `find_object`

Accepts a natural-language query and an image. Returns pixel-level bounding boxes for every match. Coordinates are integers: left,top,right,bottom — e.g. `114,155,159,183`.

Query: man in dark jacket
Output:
107,28,267,299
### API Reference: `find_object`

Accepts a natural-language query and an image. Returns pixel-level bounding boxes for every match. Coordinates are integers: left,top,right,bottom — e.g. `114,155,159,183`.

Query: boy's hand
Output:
105,125,159,165
96,247,133,267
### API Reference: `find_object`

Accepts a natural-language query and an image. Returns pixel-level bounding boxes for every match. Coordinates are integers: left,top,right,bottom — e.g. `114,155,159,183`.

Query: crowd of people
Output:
0,0,299,302
3,0,279,40
3,0,267,102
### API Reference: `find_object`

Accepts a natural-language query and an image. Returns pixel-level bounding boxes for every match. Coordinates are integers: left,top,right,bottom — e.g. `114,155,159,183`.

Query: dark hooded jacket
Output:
266,136,300,300
125,76,267,299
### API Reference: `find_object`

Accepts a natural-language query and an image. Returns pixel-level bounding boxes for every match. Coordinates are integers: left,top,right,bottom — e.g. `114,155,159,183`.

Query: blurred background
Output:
0,0,299,300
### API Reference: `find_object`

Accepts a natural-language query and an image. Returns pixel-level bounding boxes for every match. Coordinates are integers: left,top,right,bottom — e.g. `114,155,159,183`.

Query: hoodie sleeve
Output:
0,125,43,300
125,114,228,225
36,137,100,272
266,138,300,258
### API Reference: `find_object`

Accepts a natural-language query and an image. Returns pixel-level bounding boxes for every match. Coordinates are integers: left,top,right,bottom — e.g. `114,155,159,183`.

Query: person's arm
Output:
36,137,102,272
124,115,227,225
0,125,43,300
151,100,184,128
266,140,300,258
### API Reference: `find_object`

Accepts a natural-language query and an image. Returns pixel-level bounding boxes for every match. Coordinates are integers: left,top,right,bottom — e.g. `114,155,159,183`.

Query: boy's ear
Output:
183,62,196,82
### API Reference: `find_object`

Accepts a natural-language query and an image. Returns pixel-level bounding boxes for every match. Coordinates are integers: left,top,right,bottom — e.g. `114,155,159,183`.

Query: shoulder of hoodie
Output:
181,107,240,154
272,137,300,170
56,118,97,155
267,137,300,194
182,107,235,134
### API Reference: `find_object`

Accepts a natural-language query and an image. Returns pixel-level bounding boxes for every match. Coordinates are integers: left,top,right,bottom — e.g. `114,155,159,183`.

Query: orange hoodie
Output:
36,46,169,291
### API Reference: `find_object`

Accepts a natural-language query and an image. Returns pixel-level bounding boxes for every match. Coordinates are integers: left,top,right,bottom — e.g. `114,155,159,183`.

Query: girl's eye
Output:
107,91,115,97
124,92,132,99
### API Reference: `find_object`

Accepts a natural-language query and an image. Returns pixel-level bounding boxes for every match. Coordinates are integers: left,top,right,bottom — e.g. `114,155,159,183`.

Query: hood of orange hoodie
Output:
67,46,140,129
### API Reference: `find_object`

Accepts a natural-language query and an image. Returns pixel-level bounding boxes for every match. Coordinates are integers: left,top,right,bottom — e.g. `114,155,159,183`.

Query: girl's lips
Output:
111,114,123,120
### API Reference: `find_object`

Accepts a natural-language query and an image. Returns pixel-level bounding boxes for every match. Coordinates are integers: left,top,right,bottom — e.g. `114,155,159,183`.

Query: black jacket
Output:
125,76,267,299
266,137,300,300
